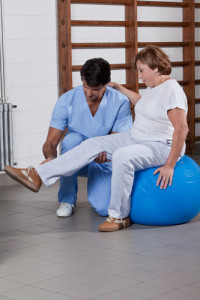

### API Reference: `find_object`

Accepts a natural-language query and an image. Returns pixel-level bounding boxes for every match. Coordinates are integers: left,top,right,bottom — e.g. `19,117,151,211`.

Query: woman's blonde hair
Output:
134,45,171,75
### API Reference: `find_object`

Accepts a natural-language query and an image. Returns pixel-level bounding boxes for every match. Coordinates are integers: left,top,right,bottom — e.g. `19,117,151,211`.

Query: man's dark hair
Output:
80,58,111,87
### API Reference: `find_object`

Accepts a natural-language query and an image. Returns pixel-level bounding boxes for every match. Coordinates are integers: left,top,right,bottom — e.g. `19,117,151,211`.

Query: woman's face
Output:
136,60,158,88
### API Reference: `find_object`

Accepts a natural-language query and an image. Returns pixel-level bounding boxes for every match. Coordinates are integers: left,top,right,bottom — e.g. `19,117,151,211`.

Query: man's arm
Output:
41,127,64,164
94,131,117,163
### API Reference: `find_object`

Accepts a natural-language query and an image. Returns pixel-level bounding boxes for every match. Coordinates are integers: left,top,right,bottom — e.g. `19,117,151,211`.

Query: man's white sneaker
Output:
56,203,74,217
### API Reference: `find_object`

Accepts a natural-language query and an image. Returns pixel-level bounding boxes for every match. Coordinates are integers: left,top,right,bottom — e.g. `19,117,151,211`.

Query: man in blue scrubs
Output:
42,58,132,217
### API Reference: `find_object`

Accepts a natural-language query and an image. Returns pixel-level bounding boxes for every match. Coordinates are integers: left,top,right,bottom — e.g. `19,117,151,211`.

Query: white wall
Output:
0,0,199,185
0,0,58,185
4,0,58,168
71,4,127,86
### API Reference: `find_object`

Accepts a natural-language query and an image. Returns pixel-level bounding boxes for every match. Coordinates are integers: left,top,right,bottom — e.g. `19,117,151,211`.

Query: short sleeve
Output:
111,99,133,132
164,81,188,113
49,93,69,131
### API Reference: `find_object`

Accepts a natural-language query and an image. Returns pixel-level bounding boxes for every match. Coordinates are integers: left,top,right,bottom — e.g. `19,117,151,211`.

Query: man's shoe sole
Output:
56,214,72,217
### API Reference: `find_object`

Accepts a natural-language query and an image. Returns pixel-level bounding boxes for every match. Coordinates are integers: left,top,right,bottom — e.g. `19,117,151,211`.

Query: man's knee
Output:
94,204,108,217
61,133,84,153
87,164,111,217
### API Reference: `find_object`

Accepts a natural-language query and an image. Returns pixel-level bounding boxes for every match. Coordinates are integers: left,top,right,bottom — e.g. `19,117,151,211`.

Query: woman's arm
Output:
108,82,141,106
154,107,189,189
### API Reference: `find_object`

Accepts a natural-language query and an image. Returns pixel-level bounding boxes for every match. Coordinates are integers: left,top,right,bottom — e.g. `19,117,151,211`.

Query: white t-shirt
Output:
131,79,188,142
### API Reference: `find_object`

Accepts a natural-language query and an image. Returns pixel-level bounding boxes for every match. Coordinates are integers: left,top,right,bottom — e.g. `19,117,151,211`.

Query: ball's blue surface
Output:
130,156,200,225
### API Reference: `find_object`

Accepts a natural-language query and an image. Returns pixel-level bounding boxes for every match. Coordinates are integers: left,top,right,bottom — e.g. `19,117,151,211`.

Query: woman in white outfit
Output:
5,45,189,232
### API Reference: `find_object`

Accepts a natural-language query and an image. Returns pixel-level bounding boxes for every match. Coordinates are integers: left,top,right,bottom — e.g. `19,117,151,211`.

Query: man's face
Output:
82,79,106,102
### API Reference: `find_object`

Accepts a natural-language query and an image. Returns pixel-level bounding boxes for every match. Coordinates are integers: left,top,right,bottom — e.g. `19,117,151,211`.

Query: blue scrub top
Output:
50,85,132,138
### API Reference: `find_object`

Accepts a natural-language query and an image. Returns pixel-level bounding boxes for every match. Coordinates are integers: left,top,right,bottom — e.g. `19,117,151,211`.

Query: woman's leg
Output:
36,131,133,187
108,141,171,219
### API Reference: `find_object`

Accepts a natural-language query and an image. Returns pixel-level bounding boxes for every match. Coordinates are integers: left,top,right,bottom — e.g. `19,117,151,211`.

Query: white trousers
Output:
36,131,173,218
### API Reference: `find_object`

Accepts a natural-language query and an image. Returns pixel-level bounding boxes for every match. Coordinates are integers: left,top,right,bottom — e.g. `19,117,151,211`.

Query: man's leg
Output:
86,161,112,217
57,133,84,217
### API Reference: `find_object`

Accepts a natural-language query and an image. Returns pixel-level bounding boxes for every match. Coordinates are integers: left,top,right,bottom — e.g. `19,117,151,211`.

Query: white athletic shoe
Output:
56,202,74,217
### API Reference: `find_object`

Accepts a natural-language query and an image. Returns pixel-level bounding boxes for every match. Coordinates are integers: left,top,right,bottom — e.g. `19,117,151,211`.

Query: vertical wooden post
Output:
183,0,195,154
57,0,72,96
125,0,138,93
125,0,138,118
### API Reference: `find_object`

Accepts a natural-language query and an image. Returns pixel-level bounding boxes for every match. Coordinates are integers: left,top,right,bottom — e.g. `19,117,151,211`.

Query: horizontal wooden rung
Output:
71,83,135,90
195,3,200,8
195,117,200,123
196,99,200,103
174,80,189,86
107,80,192,90
138,42,189,47
171,61,189,67
71,20,133,26
72,41,192,49
111,63,131,69
138,21,189,27
72,42,133,48
195,42,200,46
122,84,136,89
71,20,192,28
196,80,200,85
195,22,200,27
72,63,132,71
71,0,131,4
195,136,200,141
137,1,188,7
139,80,189,88
195,61,200,66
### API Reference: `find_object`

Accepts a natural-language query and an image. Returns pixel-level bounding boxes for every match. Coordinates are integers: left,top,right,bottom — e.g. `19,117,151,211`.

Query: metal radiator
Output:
0,0,14,172
0,102,14,171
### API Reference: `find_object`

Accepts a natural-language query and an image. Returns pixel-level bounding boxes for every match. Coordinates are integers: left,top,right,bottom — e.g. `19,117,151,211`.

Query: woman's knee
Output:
112,148,129,164
112,148,136,172
61,133,84,153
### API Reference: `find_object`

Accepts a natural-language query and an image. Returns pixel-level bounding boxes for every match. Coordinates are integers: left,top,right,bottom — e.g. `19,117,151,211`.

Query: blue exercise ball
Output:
130,155,200,225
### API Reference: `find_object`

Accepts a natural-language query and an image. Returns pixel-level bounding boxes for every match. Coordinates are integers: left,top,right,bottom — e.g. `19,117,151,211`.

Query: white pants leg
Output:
108,140,171,219
36,131,134,187
36,131,172,220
